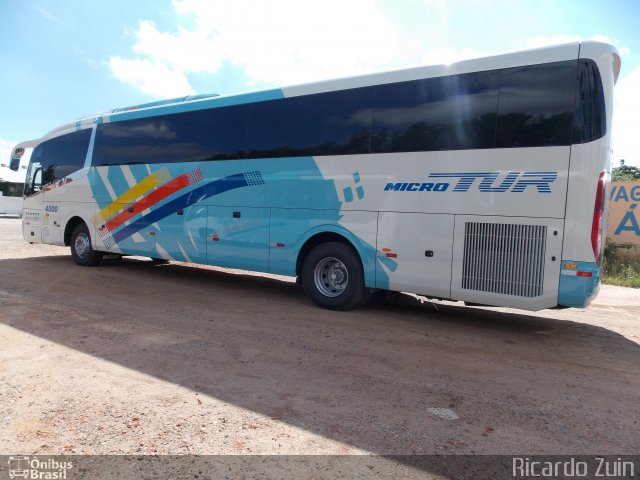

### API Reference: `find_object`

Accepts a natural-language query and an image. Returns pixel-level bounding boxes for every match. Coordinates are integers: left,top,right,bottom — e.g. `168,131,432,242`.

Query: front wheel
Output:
70,223,102,266
302,242,368,310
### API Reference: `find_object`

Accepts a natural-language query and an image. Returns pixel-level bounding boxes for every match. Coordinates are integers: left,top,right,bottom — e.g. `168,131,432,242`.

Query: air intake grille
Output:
462,222,547,297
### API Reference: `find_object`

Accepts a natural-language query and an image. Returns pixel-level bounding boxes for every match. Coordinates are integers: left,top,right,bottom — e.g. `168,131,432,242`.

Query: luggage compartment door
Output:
376,212,454,299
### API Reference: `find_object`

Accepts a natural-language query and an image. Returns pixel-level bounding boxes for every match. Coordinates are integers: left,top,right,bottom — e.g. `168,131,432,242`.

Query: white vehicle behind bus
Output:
1,145,31,216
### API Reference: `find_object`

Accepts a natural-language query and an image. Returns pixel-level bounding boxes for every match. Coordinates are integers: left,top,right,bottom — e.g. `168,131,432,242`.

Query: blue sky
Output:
1,0,640,181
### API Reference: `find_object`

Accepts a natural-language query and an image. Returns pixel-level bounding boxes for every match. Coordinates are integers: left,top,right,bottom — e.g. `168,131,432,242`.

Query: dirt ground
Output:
1,217,639,457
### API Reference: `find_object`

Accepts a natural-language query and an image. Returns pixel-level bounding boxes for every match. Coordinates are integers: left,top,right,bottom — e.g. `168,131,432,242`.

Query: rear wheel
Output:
70,223,102,266
302,242,368,310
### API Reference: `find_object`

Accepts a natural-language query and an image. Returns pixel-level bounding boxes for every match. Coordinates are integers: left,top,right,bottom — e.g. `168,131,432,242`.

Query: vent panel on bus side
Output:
461,222,547,298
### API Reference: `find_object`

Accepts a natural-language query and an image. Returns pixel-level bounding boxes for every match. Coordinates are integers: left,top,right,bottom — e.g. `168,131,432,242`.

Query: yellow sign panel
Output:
608,181,640,245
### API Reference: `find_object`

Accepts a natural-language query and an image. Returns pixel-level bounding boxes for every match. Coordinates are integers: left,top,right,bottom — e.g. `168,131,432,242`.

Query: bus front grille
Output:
462,222,547,298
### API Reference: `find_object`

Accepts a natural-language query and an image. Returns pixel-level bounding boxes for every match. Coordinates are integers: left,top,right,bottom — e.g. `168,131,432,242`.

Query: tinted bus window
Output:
31,129,91,184
93,105,250,165
495,61,577,148
371,71,500,152
246,87,375,158
92,60,584,166
573,59,606,144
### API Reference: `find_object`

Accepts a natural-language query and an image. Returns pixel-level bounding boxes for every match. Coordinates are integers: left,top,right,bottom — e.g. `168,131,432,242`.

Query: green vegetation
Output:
604,165,640,287
612,164,640,181
602,240,640,288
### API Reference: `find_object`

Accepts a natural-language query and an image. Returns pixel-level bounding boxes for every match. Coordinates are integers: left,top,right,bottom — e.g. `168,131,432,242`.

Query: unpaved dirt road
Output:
1,217,639,456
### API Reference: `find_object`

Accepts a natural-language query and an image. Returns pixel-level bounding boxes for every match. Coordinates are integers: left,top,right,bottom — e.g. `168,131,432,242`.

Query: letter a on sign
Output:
614,209,640,236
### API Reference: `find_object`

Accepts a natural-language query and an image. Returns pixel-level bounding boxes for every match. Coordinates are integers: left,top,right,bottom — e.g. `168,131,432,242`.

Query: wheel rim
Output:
74,233,90,259
314,256,348,297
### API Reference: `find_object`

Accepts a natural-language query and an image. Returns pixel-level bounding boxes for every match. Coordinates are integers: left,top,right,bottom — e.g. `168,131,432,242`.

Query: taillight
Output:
591,171,606,265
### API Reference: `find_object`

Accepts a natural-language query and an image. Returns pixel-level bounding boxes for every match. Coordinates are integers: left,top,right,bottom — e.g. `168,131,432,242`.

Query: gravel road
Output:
1,217,639,457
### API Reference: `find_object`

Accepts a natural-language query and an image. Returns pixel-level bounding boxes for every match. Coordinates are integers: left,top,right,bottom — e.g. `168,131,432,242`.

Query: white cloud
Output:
613,66,640,166
184,0,415,84
131,20,225,74
109,0,451,96
108,56,195,98
113,3,637,103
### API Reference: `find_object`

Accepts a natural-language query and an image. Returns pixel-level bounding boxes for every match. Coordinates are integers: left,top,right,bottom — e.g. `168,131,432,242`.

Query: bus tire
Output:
70,223,102,266
302,242,368,310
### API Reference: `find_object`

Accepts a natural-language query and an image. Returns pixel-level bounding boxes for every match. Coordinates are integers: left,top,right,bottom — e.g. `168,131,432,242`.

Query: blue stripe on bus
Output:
111,172,249,244
128,164,152,184
87,169,115,209
107,166,131,200
557,260,601,308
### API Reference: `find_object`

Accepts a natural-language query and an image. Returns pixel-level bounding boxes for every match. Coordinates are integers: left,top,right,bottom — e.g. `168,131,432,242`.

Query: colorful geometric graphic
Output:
92,167,264,247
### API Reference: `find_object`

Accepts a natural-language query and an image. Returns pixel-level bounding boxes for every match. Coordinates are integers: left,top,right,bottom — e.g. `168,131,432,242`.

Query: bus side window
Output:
24,129,91,195
33,168,42,192
371,70,500,153
93,105,250,165
573,59,606,144
245,86,375,158
495,60,577,148
24,161,42,196
33,130,91,185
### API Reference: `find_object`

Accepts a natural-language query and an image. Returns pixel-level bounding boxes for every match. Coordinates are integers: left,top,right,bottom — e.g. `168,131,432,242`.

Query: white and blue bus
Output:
14,42,619,310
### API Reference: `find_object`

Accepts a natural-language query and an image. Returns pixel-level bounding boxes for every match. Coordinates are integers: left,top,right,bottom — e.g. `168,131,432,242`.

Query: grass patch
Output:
602,242,640,288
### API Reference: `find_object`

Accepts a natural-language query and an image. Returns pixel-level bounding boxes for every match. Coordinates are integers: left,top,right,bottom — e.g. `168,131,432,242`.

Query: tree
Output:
612,165,640,181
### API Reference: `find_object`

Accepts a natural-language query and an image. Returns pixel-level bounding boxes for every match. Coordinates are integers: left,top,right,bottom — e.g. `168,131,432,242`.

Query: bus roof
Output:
37,41,618,143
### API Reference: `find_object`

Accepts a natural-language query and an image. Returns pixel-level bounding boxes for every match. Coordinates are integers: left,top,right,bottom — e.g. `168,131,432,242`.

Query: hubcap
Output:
74,233,90,259
314,257,348,297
